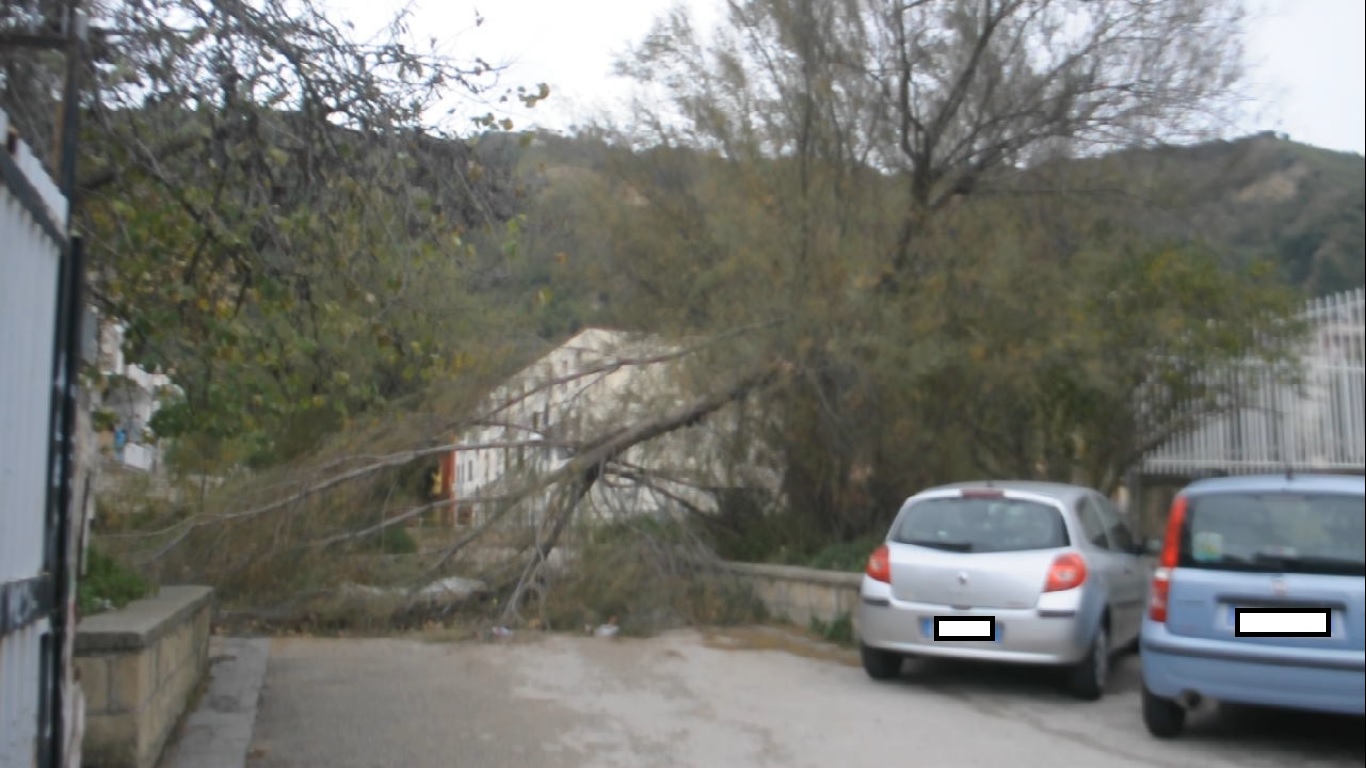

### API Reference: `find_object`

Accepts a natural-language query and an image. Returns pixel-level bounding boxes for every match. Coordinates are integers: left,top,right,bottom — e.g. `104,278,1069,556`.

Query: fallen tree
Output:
96,336,783,635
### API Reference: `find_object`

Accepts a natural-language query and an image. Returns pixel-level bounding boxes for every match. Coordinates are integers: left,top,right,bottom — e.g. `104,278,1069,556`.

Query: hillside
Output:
482,130,1365,302
1090,132,1365,295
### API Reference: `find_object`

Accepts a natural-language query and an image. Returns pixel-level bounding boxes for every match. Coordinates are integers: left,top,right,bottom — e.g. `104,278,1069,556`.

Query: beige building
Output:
446,328,781,529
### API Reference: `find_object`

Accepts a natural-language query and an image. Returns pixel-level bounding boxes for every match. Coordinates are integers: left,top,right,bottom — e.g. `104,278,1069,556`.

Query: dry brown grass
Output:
534,519,766,636
415,623,480,644
701,624,860,667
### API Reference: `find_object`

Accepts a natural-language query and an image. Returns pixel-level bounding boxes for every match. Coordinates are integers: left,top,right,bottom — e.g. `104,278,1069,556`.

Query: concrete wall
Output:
74,586,213,768
724,563,862,634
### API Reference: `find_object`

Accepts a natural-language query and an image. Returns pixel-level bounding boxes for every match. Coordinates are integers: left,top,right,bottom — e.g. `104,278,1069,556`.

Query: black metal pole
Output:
47,235,85,768
44,2,86,764
40,209,72,768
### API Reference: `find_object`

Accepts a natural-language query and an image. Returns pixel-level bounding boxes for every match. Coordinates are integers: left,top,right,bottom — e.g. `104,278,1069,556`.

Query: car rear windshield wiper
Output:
904,539,974,552
1251,551,1366,575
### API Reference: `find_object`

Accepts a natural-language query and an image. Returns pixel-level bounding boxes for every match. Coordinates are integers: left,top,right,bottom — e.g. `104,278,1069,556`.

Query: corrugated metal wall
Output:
0,109,67,768
1144,288,1366,475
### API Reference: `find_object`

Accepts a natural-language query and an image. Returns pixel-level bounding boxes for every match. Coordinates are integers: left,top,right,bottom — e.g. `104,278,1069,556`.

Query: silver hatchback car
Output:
857,481,1151,699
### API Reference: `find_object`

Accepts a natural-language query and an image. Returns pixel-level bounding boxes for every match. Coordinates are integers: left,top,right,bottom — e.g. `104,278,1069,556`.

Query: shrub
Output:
374,524,418,554
78,547,152,616
809,613,855,645
540,518,766,636
802,535,883,573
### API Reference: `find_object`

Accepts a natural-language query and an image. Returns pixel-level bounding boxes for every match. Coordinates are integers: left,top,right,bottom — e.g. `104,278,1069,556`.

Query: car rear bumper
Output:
1141,620,1366,716
857,583,1093,666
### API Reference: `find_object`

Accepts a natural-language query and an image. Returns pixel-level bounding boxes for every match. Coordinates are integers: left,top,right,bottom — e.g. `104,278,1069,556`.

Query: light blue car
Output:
1140,473,1365,738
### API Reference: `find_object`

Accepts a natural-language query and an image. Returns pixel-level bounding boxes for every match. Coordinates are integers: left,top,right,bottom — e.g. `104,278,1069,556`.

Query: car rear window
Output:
1180,492,1365,576
894,497,1069,553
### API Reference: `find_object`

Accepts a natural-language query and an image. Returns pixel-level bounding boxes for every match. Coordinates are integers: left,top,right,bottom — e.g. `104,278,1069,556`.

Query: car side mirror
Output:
1143,537,1163,556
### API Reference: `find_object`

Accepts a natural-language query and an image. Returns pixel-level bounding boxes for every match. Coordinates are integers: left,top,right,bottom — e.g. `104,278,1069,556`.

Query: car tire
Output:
1142,685,1186,738
860,644,903,681
1066,624,1108,701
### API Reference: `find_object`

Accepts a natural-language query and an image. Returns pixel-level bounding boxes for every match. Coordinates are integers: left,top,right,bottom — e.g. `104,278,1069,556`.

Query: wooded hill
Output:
1095,132,1365,295
478,128,1364,338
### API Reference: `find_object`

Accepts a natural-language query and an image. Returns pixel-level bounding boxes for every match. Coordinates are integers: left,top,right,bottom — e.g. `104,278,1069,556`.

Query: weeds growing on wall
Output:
809,614,855,646
78,547,152,616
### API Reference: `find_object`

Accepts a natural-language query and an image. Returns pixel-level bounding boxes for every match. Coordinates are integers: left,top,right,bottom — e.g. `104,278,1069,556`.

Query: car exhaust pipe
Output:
1179,691,1203,710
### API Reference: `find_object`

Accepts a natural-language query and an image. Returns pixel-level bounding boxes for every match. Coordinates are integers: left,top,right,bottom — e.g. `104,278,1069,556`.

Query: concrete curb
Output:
160,636,270,768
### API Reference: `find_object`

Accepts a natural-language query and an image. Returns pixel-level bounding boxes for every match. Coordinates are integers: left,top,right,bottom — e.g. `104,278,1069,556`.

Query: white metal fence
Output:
0,111,69,768
1143,288,1366,476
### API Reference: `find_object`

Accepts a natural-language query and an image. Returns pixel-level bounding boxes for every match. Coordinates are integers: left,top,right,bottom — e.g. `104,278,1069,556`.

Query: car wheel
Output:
1142,685,1186,738
1066,624,1108,701
860,643,903,681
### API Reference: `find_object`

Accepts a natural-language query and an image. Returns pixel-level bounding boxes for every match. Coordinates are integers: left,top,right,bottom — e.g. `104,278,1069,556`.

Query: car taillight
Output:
1148,495,1187,623
866,544,891,583
1044,552,1087,592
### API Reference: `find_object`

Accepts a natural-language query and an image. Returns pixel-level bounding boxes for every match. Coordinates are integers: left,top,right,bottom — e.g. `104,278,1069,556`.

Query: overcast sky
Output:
330,0,1366,155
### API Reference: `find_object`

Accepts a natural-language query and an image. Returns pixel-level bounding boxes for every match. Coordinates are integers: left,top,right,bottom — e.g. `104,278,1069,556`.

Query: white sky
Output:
327,0,1366,155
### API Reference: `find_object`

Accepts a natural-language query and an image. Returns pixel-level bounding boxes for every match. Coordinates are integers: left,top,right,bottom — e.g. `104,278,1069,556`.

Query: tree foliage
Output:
620,0,1248,283
3,0,550,463
58,0,1324,627
586,0,1301,543
916,194,1304,491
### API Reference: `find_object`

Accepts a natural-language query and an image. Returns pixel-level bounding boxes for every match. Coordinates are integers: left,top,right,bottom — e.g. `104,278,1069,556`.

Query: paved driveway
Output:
246,628,1363,768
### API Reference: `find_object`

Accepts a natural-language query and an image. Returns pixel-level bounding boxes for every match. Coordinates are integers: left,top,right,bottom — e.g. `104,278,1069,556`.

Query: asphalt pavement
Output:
201,628,1364,768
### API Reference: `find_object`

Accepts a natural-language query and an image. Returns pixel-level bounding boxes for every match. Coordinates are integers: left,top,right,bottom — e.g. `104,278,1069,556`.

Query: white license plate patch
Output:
923,616,1002,642
1225,606,1335,637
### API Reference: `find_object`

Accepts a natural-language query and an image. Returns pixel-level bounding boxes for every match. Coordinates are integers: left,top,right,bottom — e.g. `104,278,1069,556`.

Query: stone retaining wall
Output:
723,562,862,634
74,586,213,768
